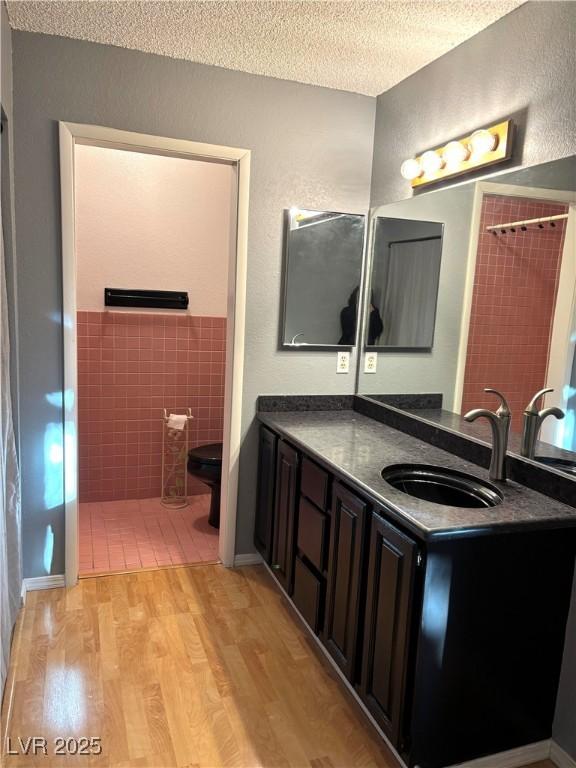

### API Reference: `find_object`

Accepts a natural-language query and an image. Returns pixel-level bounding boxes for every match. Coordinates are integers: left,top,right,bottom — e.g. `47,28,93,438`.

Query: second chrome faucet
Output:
520,387,564,459
464,386,565,482
464,388,511,481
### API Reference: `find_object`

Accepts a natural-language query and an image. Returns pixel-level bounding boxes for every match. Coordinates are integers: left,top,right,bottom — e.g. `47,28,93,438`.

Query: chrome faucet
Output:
464,388,511,482
520,388,564,459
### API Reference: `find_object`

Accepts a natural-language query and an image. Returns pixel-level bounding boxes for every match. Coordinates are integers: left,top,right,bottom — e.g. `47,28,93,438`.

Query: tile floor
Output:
79,494,219,576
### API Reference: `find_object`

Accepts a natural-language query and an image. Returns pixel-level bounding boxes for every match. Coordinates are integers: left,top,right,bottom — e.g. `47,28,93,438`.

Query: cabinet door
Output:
271,441,300,595
254,426,278,563
360,511,417,748
323,482,369,682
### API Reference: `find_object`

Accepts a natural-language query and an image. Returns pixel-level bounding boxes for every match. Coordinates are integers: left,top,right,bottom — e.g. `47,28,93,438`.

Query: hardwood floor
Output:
0,564,560,768
1,565,397,767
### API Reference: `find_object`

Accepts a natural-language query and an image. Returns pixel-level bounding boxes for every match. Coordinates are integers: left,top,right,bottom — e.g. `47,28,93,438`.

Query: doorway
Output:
59,123,251,585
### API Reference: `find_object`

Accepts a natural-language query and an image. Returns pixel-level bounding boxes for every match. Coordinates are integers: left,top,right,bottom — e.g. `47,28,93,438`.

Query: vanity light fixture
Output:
469,128,498,157
400,158,422,181
443,140,470,168
420,150,444,175
401,119,513,188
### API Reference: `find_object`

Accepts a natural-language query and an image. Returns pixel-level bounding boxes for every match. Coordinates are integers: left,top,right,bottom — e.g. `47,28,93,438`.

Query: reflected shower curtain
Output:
0,216,21,693
380,239,442,347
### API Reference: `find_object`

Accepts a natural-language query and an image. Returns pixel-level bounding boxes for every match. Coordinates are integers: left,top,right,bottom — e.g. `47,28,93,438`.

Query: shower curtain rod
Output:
486,212,568,232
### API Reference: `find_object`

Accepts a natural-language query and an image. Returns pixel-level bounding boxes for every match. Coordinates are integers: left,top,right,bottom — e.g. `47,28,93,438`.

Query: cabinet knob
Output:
272,564,281,571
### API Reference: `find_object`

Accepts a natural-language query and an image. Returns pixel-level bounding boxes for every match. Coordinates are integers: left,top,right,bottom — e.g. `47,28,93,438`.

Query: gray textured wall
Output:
369,1,576,756
11,30,375,577
370,1,576,207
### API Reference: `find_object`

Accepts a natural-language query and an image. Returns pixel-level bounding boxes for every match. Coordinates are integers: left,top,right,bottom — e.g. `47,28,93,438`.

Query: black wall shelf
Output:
104,288,189,310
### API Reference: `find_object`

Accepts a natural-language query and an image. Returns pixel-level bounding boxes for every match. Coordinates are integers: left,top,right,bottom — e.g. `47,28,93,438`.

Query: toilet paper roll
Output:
167,413,188,431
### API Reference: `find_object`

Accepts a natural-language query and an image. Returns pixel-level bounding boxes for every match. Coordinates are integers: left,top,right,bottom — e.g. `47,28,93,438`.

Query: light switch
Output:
336,351,350,374
364,352,378,373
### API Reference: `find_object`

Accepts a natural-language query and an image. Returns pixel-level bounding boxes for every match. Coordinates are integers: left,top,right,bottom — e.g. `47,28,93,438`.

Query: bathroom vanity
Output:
262,154,576,765
254,406,576,768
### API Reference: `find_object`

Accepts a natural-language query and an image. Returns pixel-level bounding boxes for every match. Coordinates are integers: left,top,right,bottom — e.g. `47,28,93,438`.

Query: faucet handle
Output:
484,388,511,417
525,387,554,414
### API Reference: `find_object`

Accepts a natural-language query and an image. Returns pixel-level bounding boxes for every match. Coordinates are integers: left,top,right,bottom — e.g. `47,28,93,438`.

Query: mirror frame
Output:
363,215,444,352
279,207,368,351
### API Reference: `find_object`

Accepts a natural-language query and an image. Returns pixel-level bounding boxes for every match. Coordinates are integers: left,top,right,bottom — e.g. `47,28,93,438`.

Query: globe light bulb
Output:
420,150,444,175
443,140,469,169
400,158,422,181
469,129,498,157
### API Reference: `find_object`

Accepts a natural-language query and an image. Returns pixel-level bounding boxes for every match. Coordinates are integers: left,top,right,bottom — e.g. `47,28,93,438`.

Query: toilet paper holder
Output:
161,408,193,509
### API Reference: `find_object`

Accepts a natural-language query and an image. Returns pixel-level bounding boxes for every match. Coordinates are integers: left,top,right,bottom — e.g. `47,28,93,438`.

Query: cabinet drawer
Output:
301,457,330,511
293,556,323,634
297,496,329,573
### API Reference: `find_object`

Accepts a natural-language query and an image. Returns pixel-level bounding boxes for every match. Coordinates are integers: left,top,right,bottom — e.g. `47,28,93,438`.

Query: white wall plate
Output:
336,351,350,373
364,351,378,373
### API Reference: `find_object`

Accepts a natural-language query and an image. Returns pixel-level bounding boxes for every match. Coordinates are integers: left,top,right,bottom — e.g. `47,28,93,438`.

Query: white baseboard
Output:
449,740,550,768
21,575,66,601
551,741,576,768
233,553,263,566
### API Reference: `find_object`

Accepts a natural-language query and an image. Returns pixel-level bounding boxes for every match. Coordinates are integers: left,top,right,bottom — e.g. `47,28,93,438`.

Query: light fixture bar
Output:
486,213,568,232
401,119,514,189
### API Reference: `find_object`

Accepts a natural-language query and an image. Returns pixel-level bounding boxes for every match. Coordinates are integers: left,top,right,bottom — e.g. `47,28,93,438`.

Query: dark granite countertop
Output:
258,409,576,541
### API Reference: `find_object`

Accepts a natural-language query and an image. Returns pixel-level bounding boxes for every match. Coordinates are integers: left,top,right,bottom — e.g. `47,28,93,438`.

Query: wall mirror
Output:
368,217,443,349
357,155,576,474
280,207,366,349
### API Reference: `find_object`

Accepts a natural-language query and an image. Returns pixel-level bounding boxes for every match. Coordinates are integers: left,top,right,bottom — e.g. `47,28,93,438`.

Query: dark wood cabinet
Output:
271,441,300,594
323,482,369,682
254,426,278,563
256,422,576,768
359,511,418,749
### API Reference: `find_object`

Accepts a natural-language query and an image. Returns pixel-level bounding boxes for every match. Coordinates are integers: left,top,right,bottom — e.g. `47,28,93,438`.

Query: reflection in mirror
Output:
281,208,365,348
357,156,576,474
369,217,443,349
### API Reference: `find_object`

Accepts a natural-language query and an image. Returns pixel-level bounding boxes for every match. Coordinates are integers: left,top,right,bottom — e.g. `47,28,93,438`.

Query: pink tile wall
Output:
461,195,567,432
78,312,226,502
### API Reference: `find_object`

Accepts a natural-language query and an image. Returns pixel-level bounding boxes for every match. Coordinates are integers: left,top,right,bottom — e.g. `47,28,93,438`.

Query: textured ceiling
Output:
6,1,525,96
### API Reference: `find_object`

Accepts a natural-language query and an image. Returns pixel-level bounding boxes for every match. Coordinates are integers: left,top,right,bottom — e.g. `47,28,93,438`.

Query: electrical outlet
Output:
336,351,350,374
364,351,378,373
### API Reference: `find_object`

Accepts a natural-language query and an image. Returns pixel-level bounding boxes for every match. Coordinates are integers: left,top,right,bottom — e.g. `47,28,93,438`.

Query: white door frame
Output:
59,122,251,586
540,204,576,446
454,181,576,413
